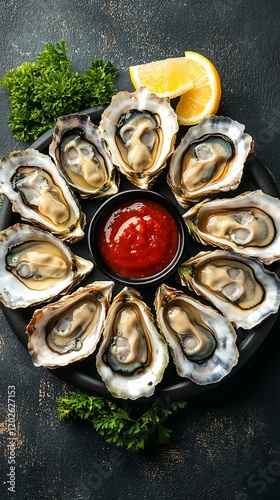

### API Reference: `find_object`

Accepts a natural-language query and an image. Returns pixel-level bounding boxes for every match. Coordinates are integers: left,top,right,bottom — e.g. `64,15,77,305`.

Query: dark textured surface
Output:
1,1,280,499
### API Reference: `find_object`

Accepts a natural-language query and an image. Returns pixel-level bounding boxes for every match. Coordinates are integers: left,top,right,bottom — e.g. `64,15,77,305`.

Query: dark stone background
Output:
1,1,280,499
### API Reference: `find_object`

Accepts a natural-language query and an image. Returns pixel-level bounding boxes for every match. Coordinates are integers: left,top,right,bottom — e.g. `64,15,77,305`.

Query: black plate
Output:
1,107,280,402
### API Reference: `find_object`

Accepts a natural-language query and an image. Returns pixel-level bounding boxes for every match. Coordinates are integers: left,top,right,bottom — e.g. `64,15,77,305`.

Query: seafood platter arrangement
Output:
1,86,280,401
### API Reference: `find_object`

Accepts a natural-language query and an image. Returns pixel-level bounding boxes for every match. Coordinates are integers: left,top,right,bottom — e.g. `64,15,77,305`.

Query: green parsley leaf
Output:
57,391,187,451
0,40,117,141
36,40,70,72
80,59,117,108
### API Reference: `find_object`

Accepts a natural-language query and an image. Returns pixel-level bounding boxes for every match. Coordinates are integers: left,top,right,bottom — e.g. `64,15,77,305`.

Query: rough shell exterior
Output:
168,115,254,207
99,87,179,189
49,113,119,199
96,286,169,400
27,281,114,368
183,190,280,264
154,284,239,385
178,249,280,329
0,149,85,242
0,223,93,309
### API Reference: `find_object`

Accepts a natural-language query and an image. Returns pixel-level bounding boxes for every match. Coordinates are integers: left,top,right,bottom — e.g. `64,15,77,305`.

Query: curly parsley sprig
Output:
0,40,117,141
57,391,187,451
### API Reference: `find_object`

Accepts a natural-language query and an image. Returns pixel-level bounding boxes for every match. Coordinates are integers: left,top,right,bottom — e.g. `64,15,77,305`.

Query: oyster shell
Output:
183,190,280,264
27,281,114,368
0,223,93,309
167,115,254,207
178,250,280,329
49,113,119,199
154,284,239,384
0,149,85,242
99,86,179,189
96,286,169,399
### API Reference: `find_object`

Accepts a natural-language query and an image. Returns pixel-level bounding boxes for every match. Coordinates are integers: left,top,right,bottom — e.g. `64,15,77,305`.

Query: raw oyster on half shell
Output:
0,149,85,242
154,284,239,385
0,223,93,309
99,86,179,189
27,281,114,368
96,286,169,399
168,115,254,207
183,190,280,264
49,113,119,199
178,250,280,329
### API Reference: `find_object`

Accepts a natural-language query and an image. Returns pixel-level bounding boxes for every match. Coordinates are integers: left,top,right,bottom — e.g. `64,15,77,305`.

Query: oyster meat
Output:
96,286,169,399
155,284,239,385
183,190,280,264
178,250,280,329
0,223,93,309
27,281,114,368
0,149,85,242
99,86,179,189
168,115,254,207
49,113,119,199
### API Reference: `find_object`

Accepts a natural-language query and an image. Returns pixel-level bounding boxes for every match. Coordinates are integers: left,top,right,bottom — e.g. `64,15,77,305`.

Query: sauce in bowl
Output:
88,190,187,286
97,198,179,278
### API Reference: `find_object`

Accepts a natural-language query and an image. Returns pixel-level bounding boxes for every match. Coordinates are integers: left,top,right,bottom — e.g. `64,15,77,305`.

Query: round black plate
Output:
1,107,280,402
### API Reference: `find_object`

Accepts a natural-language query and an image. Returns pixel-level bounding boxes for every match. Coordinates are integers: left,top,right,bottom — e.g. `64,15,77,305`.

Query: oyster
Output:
183,190,280,264
99,86,179,189
96,286,169,399
49,113,119,199
154,284,238,385
27,281,114,368
178,250,280,329
0,223,93,309
0,149,85,242
167,115,254,207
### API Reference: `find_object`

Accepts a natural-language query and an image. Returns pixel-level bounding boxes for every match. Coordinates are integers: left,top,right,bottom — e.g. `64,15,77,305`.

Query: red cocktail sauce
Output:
97,199,179,278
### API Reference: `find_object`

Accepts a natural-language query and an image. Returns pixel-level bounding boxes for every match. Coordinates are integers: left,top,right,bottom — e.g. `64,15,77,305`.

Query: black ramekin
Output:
87,189,188,286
